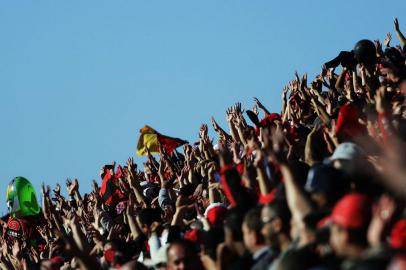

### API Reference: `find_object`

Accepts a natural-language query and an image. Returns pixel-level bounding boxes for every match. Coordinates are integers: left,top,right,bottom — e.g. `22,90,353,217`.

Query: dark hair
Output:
264,200,291,235
244,207,263,232
202,227,224,260
243,206,265,244
167,239,198,257
347,227,369,247
275,247,320,270
138,208,162,226
179,184,196,197
224,208,245,241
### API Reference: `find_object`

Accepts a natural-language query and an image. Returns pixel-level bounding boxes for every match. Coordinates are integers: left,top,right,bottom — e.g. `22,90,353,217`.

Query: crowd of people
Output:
1,18,406,270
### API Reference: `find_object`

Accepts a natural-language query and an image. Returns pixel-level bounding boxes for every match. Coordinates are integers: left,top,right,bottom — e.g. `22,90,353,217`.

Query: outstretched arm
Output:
394,18,406,47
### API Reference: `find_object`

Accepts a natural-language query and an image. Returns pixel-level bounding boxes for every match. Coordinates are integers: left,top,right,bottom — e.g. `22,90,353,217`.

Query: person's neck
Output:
278,234,291,252
251,244,267,255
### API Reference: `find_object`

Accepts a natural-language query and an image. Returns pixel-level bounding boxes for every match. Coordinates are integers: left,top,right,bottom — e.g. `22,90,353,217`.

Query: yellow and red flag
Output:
136,125,188,156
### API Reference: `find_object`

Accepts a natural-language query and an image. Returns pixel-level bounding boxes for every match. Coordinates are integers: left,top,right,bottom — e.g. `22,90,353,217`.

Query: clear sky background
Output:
1,1,405,214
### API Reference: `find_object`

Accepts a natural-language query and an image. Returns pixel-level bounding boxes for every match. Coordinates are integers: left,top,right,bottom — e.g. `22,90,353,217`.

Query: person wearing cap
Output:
329,193,372,259
329,142,383,196
329,142,366,177
304,164,351,210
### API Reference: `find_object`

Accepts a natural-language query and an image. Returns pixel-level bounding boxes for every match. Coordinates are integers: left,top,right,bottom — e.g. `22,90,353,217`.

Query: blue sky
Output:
1,1,405,214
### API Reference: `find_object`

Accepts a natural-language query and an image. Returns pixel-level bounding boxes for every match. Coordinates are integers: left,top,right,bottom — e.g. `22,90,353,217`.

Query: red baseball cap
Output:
335,103,365,139
205,203,227,226
331,193,372,229
391,219,406,249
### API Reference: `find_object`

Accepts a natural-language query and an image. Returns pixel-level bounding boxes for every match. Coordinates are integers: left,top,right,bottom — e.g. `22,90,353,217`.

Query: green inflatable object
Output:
6,177,40,217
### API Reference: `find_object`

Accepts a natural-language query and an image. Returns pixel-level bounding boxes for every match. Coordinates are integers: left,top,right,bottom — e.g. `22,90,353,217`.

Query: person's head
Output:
204,203,227,227
305,164,351,209
103,240,125,267
224,207,244,243
329,193,372,258
166,239,203,270
242,207,266,253
330,142,365,176
261,200,291,249
273,247,320,270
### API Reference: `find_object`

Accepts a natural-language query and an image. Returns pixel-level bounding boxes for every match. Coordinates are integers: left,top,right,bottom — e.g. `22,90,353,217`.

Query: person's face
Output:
310,192,328,209
329,223,347,257
39,260,54,270
167,244,190,270
261,207,277,246
242,222,256,253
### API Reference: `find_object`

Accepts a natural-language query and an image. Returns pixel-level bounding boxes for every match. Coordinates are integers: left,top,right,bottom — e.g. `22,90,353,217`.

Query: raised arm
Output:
270,129,313,223
253,97,271,116
394,18,406,47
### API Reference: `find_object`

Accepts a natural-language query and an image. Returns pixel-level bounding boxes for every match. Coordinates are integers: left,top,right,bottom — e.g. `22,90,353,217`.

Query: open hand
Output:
384,32,392,47
394,18,400,32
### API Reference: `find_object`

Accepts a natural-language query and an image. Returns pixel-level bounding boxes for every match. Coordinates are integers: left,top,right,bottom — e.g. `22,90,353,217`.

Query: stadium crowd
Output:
1,18,406,270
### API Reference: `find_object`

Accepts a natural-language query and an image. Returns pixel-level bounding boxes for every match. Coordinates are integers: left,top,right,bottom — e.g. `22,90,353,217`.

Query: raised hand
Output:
253,97,264,110
374,39,382,52
384,32,392,47
199,124,208,139
301,72,308,89
158,158,166,180
269,124,287,164
126,157,136,175
282,85,289,101
294,70,300,83
211,116,221,132
226,107,235,122
234,102,244,115
41,182,50,197
289,79,298,91
53,183,61,197
92,180,99,193
252,104,259,116
394,17,400,32
107,224,122,241
67,179,79,195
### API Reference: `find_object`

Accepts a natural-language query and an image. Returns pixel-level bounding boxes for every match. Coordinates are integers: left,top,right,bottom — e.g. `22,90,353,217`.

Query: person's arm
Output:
335,67,347,91
126,157,146,204
226,107,244,144
254,149,272,195
235,118,248,147
394,18,406,47
211,117,232,142
233,103,249,146
66,178,82,208
41,183,51,222
280,164,313,221
281,86,289,117
375,86,395,146
270,130,313,223
253,97,271,116
67,215,89,252
171,202,195,226
310,96,331,125
199,124,216,159
206,163,221,204
126,194,144,240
